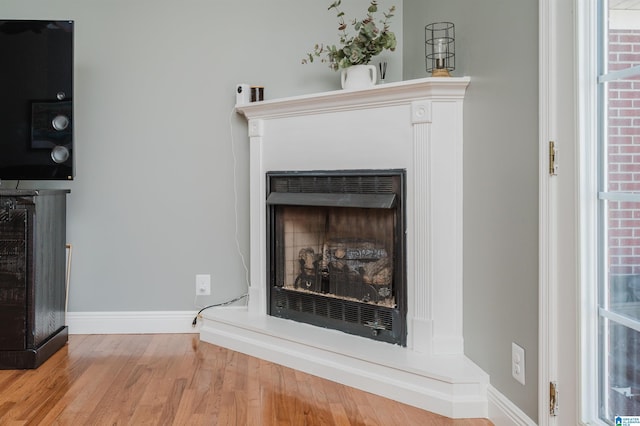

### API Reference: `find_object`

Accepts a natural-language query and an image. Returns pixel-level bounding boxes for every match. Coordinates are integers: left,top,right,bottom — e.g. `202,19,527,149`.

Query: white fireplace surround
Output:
200,77,490,418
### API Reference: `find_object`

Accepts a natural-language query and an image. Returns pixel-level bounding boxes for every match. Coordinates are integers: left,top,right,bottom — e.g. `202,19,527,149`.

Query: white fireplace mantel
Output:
200,77,490,419
234,77,472,120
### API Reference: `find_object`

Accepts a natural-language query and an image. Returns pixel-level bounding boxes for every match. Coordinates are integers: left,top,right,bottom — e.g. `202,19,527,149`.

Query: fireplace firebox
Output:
266,170,406,345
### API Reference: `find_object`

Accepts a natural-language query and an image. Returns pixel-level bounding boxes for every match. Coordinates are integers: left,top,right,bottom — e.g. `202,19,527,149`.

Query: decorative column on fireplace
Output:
266,169,406,345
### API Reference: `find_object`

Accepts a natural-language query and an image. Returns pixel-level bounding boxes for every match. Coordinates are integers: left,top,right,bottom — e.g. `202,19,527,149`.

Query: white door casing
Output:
539,0,581,424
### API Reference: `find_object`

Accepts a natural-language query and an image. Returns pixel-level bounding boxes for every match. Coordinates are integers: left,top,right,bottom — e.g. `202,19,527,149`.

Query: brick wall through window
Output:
608,29,640,278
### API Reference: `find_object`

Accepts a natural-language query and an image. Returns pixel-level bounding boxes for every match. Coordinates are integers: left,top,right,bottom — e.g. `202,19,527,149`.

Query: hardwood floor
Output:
0,334,493,425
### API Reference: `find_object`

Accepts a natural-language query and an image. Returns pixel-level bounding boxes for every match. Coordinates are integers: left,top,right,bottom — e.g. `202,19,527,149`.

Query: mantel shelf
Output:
235,77,470,120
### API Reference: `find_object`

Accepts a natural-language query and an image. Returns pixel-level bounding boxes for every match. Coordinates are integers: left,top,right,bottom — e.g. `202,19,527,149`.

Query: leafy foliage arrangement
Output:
302,0,397,71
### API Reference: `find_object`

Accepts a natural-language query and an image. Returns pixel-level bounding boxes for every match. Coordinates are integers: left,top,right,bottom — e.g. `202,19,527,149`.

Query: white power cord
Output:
228,106,251,292
192,106,251,323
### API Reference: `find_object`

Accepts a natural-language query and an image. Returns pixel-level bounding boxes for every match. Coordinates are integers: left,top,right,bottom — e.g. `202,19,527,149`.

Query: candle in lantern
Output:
435,38,446,69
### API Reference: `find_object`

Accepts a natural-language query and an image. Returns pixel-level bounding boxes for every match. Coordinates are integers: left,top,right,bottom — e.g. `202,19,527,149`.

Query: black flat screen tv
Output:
0,20,74,180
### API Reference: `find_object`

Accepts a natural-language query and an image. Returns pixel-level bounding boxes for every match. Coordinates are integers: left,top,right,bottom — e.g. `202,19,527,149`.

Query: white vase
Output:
341,64,377,90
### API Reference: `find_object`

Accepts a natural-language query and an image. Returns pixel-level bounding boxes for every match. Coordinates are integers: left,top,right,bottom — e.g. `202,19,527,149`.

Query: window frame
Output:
580,0,640,423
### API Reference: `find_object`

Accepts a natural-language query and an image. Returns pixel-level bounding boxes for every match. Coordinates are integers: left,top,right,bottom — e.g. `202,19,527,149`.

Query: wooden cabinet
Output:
0,189,69,369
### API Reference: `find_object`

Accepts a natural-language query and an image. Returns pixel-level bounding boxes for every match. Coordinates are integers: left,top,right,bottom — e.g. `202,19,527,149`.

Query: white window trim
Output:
578,1,640,423
577,0,601,423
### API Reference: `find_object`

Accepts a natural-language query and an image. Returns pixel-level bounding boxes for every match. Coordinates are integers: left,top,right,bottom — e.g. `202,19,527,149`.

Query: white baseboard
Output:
488,385,537,426
66,311,198,335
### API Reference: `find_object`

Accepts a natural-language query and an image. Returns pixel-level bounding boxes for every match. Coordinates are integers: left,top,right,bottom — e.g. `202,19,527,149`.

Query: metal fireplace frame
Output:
265,169,407,345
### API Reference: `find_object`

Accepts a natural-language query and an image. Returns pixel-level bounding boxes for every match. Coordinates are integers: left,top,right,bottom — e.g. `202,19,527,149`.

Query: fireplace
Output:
266,170,406,345
199,78,490,418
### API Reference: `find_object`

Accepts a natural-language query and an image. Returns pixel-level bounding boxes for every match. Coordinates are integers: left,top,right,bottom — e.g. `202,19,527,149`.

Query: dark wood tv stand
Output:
0,189,69,369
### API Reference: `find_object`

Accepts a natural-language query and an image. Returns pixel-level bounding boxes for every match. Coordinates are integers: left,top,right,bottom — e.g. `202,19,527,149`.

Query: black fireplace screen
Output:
266,170,406,345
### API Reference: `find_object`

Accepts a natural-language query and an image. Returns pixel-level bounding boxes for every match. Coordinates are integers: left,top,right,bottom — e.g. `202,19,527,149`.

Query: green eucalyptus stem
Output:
302,0,397,71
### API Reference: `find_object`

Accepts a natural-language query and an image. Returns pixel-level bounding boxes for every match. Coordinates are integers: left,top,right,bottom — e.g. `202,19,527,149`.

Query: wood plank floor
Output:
0,334,493,425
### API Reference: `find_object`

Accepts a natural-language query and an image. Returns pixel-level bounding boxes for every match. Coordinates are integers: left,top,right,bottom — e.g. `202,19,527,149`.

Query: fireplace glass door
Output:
267,170,406,345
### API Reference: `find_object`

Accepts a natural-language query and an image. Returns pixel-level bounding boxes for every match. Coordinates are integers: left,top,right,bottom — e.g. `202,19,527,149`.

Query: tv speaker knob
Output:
52,114,70,131
51,146,70,164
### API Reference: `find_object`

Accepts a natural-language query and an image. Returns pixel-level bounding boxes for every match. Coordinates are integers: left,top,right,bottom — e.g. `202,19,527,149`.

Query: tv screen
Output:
0,20,73,180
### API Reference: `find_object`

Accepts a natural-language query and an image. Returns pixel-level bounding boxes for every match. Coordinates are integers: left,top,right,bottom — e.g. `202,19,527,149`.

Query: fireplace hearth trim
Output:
200,306,489,418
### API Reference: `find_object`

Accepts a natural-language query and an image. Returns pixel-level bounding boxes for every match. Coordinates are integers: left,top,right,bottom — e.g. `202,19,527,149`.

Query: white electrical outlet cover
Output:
512,342,525,385
196,274,211,296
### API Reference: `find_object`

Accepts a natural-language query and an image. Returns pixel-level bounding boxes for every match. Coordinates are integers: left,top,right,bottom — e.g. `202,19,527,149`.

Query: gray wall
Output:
1,0,402,311
2,0,539,419
403,0,539,421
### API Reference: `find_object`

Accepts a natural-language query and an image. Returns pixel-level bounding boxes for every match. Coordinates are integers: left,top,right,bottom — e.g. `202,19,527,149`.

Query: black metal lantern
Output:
425,22,455,77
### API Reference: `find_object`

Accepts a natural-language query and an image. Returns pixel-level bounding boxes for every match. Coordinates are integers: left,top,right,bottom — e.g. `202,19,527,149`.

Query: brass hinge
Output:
549,141,558,176
550,381,559,416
